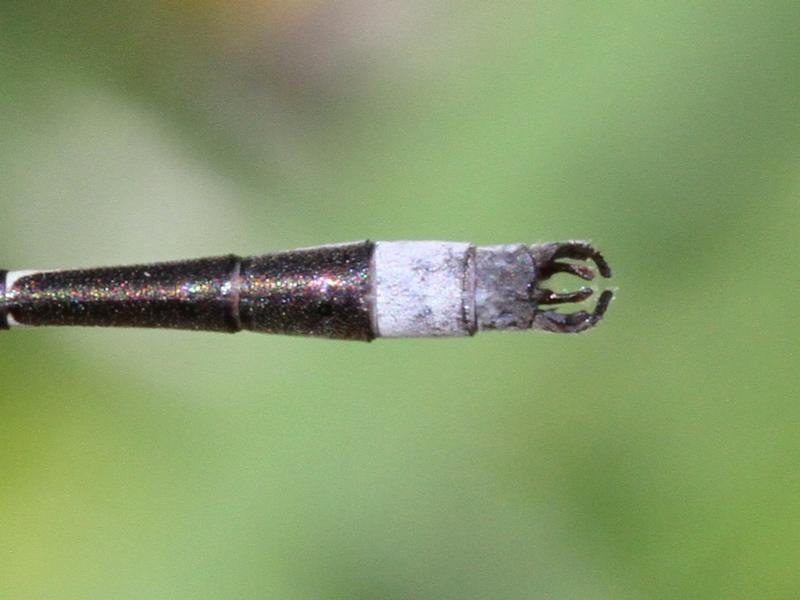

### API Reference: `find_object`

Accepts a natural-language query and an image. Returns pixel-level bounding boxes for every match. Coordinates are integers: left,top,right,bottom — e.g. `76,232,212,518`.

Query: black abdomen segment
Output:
239,243,373,340
2,242,375,341
0,270,8,331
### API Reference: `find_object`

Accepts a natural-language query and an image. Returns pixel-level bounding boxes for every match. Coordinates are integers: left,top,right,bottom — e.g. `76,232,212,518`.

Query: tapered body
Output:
0,240,612,339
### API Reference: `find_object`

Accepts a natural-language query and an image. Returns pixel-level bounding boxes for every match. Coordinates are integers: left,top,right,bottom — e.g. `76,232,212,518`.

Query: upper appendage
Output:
528,241,613,333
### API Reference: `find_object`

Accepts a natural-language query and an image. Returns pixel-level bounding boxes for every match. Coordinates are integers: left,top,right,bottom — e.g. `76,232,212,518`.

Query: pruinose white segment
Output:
373,241,474,337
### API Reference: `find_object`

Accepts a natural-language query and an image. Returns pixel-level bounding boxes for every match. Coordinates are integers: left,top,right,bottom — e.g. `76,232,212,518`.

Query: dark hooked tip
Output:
528,241,613,334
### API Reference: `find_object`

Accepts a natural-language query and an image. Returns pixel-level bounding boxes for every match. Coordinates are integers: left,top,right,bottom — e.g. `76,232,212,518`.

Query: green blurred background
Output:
2,2,799,598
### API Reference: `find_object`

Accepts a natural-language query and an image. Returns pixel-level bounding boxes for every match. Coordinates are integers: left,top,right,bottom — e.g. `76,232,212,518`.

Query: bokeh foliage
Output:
2,2,799,598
